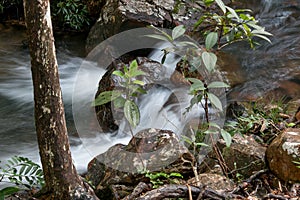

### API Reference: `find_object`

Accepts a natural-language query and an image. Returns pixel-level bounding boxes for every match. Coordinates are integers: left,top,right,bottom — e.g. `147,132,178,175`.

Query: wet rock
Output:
85,0,205,52
94,56,166,132
85,128,195,199
220,134,266,179
266,128,300,182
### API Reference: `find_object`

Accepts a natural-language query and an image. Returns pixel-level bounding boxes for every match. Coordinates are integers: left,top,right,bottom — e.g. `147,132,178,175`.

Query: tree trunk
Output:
23,1,99,199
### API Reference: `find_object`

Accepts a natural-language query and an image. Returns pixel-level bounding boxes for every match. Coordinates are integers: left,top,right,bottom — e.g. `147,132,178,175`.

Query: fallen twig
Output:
263,193,288,200
231,169,269,194
122,182,151,200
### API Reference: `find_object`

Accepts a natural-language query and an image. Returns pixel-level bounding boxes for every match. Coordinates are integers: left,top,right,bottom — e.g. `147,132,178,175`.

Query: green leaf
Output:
191,82,205,91
24,165,33,175
112,70,124,78
11,157,18,165
146,25,173,41
177,41,199,48
93,90,122,106
207,92,223,111
221,129,232,147
129,69,146,77
215,0,226,14
172,25,186,40
251,28,272,36
205,32,218,50
195,142,209,147
124,100,140,128
169,172,183,178
129,60,138,71
19,164,26,174
225,6,239,20
208,122,221,129
187,78,205,91
253,34,272,44
187,78,202,83
207,81,230,88
145,34,169,41
133,80,145,86
181,135,193,145
202,52,217,72
0,187,19,199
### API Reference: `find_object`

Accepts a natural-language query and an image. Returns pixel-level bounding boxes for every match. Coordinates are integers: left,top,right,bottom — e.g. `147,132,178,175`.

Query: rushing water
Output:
0,0,299,185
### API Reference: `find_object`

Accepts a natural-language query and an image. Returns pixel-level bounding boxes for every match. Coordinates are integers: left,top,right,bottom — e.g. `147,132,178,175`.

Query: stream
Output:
0,0,299,183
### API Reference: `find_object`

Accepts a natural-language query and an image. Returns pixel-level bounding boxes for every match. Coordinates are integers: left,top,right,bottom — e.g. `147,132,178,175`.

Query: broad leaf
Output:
207,92,223,111
215,0,226,14
205,32,218,50
172,25,185,40
129,69,146,77
202,52,217,72
207,81,230,88
93,90,122,106
112,70,124,78
124,100,140,128
191,82,205,91
221,129,232,147
129,60,138,71
113,96,126,108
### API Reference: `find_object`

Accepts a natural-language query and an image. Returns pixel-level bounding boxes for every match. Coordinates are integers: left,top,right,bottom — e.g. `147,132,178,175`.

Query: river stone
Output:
85,128,195,198
266,128,300,182
220,134,266,179
85,0,207,52
94,56,166,132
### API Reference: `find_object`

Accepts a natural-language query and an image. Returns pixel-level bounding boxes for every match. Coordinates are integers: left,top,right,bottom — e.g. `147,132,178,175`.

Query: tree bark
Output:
23,1,99,199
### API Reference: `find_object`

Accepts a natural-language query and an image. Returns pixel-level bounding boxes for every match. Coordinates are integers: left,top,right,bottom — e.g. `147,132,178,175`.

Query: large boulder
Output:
220,134,266,179
85,128,195,199
85,0,206,52
266,128,300,182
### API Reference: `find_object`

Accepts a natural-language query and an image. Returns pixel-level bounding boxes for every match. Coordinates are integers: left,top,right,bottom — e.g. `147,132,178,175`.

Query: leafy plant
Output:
145,171,183,188
0,156,44,199
194,0,272,49
0,186,19,200
93,59,146,128
146,25,232,146
52,0,90,30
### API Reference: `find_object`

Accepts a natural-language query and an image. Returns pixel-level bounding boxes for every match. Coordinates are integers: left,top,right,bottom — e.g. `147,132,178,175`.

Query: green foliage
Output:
225,101,287,144
0,187,19,200
145,171,183,188
194,0,272,49
94,60,146,128
0,156,44,199
293,160,300,169
51,0,90,30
